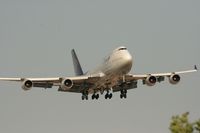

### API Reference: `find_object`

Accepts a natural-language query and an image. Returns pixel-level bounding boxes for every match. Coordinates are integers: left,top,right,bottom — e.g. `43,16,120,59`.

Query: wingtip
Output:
194,65,198,70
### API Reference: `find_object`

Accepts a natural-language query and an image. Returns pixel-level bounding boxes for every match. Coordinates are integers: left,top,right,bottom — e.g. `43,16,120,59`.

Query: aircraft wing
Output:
124,65,197,86
0,77,60,88
112,65,197,92
0,78,22,81
0,66,197,94
0,75,101,93
130,65,197,80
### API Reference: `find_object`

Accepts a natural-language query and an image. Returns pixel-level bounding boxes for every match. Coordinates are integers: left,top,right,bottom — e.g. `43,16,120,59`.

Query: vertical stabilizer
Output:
71,49,84,76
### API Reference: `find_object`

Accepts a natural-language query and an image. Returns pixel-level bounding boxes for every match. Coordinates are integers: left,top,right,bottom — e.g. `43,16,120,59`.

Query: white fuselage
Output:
89,47,133,77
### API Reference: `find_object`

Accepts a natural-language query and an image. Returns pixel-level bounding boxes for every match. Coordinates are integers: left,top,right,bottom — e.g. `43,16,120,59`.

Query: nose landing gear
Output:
81,91,89,100
82,95,88,100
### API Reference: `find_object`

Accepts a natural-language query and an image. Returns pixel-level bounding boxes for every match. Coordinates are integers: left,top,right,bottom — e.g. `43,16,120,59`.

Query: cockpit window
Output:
118,47,127,51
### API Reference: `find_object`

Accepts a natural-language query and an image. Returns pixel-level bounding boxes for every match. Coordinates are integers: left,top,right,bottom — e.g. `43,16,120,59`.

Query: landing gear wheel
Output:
86,95,88,100
92,94,99,100
92,95,95,100
81,92,88,100
82,95,88,100
109,93,112,99
124,93,127,98
105,94,108,99
120,89,127,99
96,94,99,99
105,93,112,99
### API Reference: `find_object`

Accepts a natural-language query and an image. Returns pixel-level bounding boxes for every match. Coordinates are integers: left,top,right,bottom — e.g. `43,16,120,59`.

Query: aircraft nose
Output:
124,52,132,64
121,52,132,73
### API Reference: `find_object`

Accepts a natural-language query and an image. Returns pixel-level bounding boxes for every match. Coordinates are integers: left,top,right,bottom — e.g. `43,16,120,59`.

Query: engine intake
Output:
145,75,157,86
22,80,33,91
61,79,73,90
169,74,180,84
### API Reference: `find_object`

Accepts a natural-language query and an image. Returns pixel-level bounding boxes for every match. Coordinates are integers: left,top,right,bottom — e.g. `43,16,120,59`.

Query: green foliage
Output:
195,119,200,133
169,112,200,133
169,112,193,133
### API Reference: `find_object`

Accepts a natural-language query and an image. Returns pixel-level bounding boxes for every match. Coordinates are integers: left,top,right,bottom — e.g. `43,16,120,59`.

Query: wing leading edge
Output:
131,65,197,80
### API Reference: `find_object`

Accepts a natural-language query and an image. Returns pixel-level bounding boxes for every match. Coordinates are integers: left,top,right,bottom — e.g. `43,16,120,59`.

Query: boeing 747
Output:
0,46,197,100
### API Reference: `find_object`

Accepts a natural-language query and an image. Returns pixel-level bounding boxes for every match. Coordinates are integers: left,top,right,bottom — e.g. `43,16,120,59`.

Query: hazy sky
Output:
0,0,199,133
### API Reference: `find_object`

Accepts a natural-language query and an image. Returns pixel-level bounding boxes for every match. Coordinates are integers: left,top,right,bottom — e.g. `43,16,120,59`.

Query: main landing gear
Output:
92,93,99,100
81,89,128,100
120,89,127,99
105,91,112,99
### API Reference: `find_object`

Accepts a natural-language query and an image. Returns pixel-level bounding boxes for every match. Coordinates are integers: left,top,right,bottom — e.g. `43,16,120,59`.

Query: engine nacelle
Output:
145,75,157,86
169,74,180,84
61,79,73,90
22,80,33,91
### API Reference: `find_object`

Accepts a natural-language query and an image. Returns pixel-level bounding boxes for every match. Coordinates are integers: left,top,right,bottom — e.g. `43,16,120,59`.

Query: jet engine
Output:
169,74,180,84
61,79,73,90
22,79,33,90
145,75,157,86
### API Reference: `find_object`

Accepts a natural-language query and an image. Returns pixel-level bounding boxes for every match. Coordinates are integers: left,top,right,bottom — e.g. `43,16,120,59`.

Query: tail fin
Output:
71,49,84,76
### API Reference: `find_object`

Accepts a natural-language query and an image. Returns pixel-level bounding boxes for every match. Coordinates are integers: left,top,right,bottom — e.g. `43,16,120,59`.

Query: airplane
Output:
0,46,198,100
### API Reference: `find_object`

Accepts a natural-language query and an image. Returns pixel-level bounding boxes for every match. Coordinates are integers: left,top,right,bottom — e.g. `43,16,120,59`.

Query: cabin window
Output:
118,48,127,51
